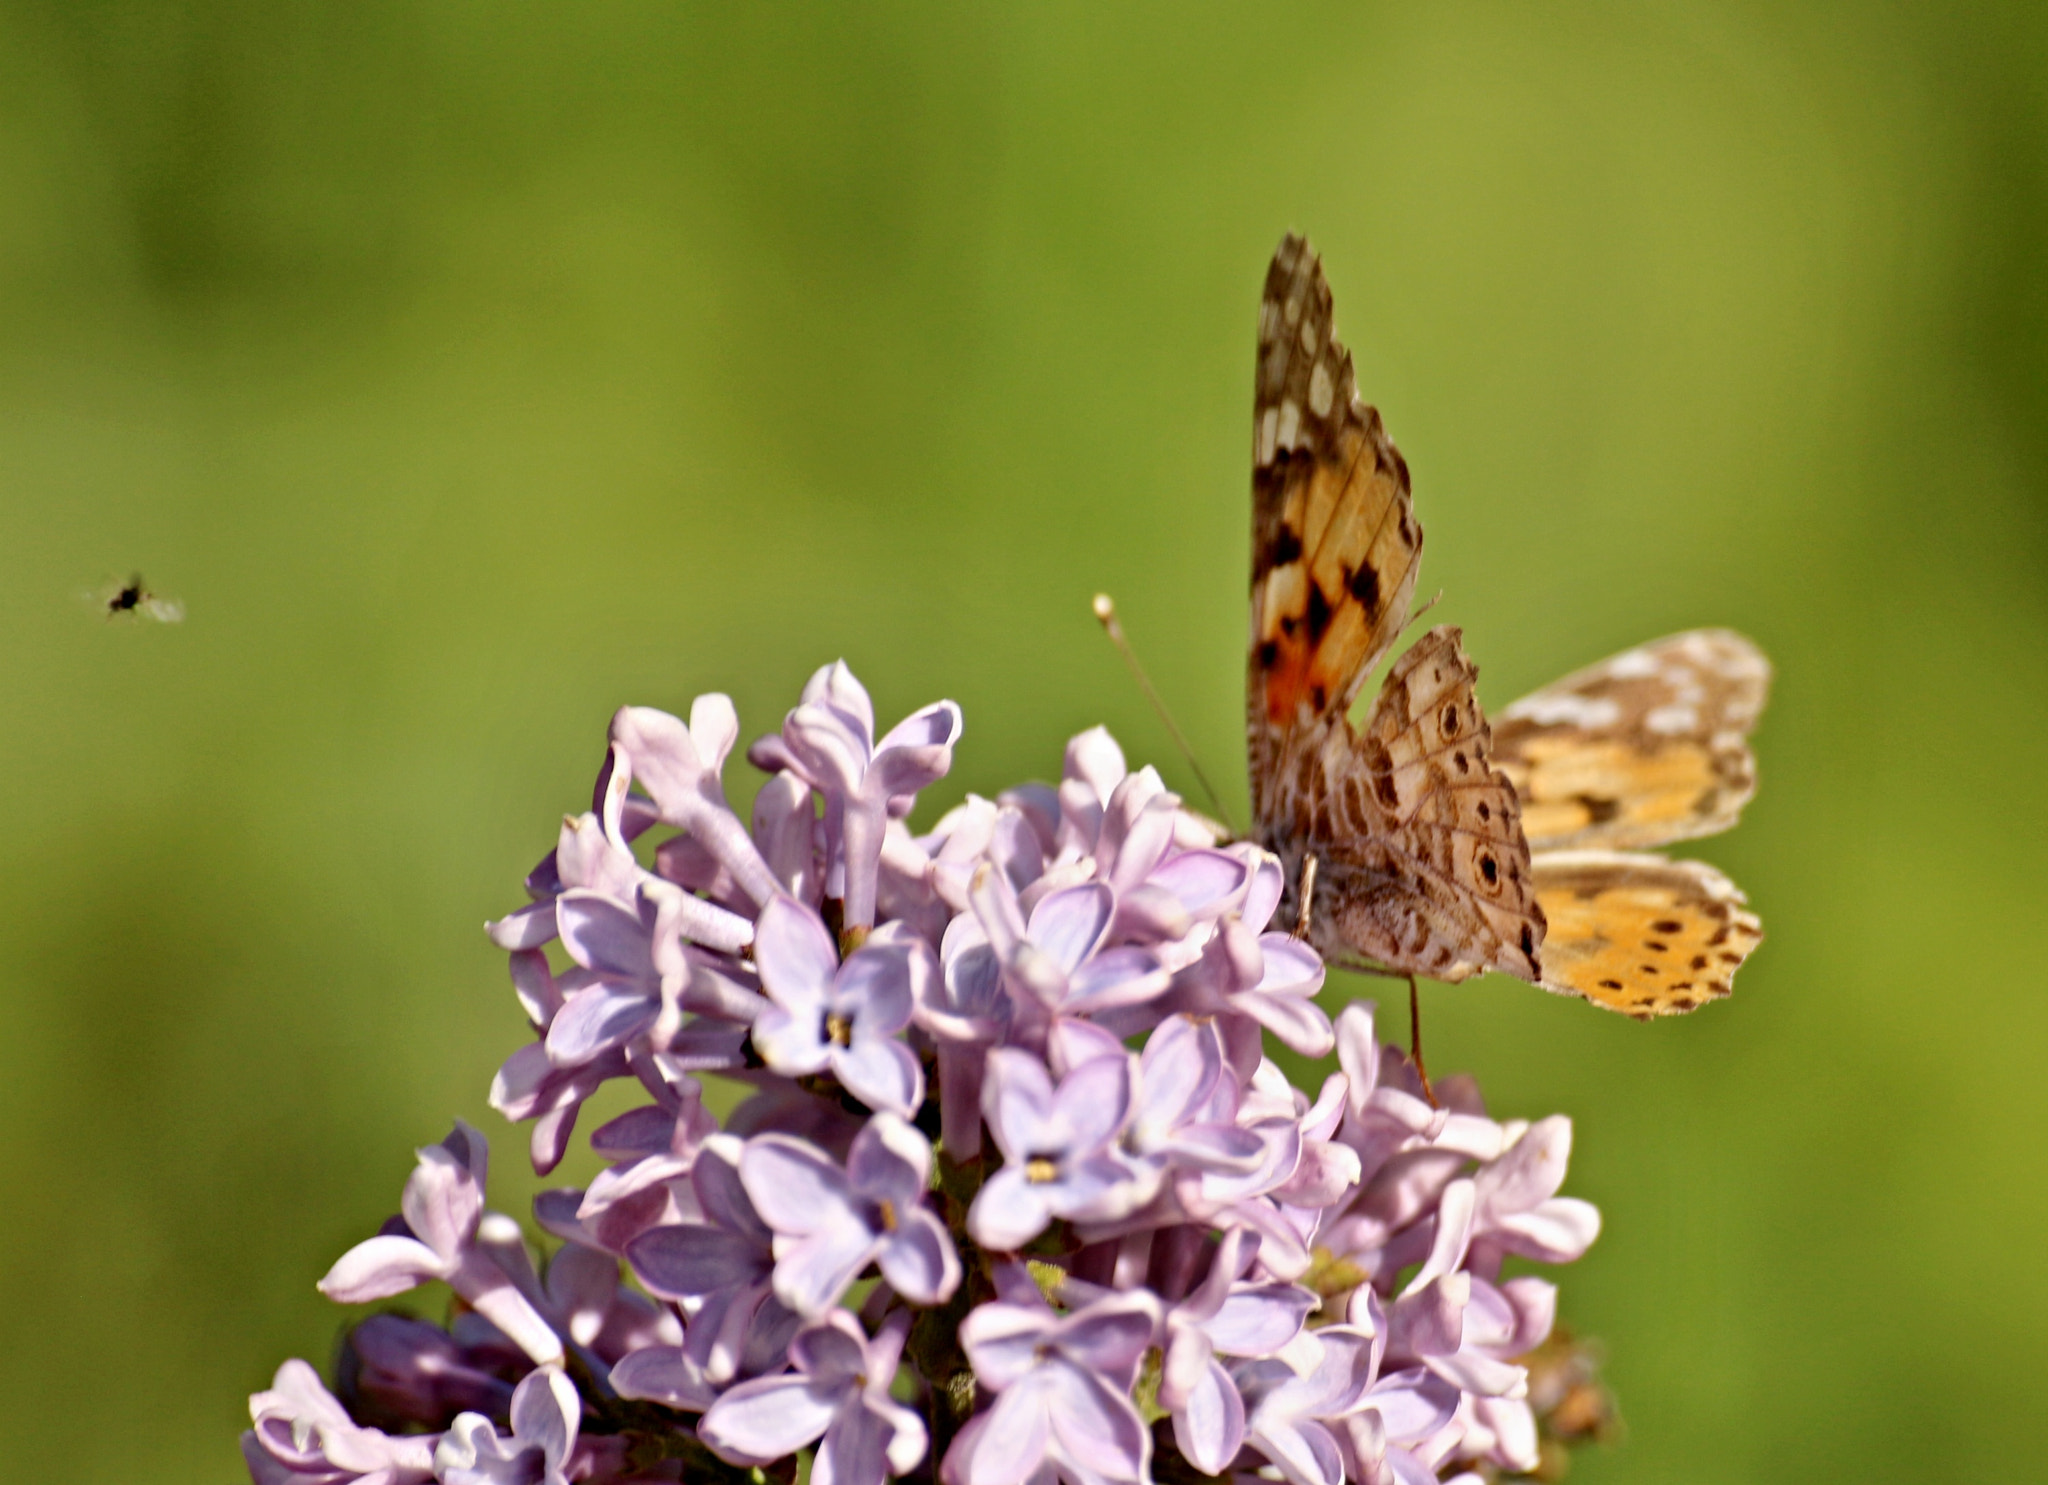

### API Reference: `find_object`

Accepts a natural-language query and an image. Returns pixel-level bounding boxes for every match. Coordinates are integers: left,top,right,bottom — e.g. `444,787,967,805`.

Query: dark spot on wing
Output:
1306,583,1334,643
1347,562,1380,616
1265,527,1304,568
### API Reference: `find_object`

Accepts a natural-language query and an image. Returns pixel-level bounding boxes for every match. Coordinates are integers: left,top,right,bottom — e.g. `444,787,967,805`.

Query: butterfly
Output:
1247,233,1764,1017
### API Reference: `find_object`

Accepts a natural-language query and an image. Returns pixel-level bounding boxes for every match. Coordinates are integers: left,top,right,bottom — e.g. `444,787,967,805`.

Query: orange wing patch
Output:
1531,851,1763,1019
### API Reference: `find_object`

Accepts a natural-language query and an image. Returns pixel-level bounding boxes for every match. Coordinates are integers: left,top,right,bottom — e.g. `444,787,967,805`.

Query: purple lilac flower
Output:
968,1047,1151,1251
747,660,962,933
623,1134,798,1384
316,1123,563,1366
944,1282,1157,1485
252,662,1613,1485
751,896,929,1117
699,1310,927,1485
242,1360,436,1485
433,1366,580,1485
739,1112,961,1316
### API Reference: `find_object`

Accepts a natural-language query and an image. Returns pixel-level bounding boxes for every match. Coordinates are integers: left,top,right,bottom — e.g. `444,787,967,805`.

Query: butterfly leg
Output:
1407,974,1437,1109
1292,853,1319,940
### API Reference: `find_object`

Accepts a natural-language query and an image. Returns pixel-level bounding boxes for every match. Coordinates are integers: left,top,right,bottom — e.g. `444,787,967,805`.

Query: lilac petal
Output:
981,1048,1058,1162
546,982,657,1066
1052,1054,1131,1152
556,892,652,978
773,1217,882,1318
1136,1016,1217,1124
790,1310,872,1381
878,1208,961,1305
754,896,840,1010
833,1034,925,1118
1147,850,1251,919
1207,1285,1317,1357
399,1147,482,1262
846,1113,933,1207
509,1367,579,1468
750,1003,831,1076
1489,1198,1602,1262
1042,1363,1152,1481
739,1135,857,1236
1065,945,1169,1012
1478,1116,1573,1211
1175,1356,1247,1475
626,1225,765,1298
1027,883,1116,976
837,945,917,1034
969,1380,1053,1485
699,1374,844,1464
959,1299,1058,1390
1255,1415,1346,1485
1363,1368,1461,1443
487,899,559,951
509,949,562,1026
967,1167,1052,1252
754,770,820,900
1055,1294,1159,1378
1256,933,1326,998
815,1400,895,1485
610,1345,716,1411
317,1234,446,1301
693,1138,772,1242
1233,978,1335,1057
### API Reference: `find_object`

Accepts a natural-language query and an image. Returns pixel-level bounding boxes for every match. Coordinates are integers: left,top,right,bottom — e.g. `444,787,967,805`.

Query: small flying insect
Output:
89,573,184,624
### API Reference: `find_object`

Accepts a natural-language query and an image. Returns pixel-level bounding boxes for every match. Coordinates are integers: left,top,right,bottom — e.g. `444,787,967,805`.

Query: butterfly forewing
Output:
1249,234,1422,824
1494,630,1769,853
1530,851,1763,1018
1247,235,1543,986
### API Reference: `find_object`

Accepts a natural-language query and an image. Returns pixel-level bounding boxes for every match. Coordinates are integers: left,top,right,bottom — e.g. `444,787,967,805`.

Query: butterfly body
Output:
1243,235,1766,1016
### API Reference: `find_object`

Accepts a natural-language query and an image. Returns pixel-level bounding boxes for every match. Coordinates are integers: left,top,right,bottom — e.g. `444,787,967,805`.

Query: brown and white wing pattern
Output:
1530,851,1764,1019
1493,630,1770,853
1248,233,1423,825
1300,626,1546,983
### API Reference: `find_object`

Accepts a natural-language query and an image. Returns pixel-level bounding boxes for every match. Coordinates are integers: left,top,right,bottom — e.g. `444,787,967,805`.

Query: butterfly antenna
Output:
1092,594,1239,836
1401,589,1445,640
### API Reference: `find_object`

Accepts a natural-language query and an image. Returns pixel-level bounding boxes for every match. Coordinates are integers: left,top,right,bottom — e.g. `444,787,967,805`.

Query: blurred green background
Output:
2,2,2044,1481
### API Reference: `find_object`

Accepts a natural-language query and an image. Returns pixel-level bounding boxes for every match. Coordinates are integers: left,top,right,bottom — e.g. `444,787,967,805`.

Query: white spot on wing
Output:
1277,400,1301,450
1308,362,1334,417
1503,694,1623,729
1644,704,1698,735
1258,407,1278,465
1606,649,1661,679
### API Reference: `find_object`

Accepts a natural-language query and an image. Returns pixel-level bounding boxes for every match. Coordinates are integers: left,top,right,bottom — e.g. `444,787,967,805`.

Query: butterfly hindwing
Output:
1307,625,1546,984
1530,850,1764,1018
1249,233,1422,824
1493,630,1770,853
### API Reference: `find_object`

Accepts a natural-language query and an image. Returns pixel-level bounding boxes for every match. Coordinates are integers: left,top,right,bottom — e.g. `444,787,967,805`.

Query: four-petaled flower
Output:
699,1310,928,1485
740,1112,962,1316
751,897,930,1118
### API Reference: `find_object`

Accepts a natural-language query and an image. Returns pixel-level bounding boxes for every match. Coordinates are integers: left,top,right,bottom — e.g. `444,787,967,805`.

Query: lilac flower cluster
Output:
244,661,1601,1485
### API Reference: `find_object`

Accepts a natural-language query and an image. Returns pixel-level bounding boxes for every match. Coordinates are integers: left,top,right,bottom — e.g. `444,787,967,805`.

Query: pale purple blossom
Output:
433,1366,580,1485
242,1360,436,1485
252,663,1610,1485
969,1048,1152,1251
739,1112,960,1316
316,1123,563,1366
751,897,930,1117
945,1284,1157,1485
699,1310,927,1485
